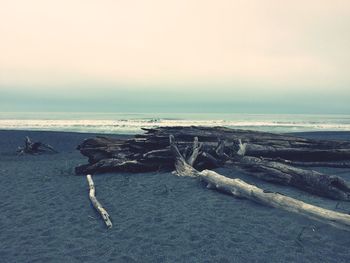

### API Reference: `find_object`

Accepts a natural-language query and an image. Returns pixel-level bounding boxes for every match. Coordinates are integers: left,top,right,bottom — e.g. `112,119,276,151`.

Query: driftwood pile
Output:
76,126,350,229
76,126,350,200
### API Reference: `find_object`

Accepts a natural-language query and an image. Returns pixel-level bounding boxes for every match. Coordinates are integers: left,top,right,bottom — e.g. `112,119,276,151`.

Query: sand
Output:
1,130,350,262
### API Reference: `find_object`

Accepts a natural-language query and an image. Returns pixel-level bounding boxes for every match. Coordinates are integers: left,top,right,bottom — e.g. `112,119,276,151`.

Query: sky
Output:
0,0,349,114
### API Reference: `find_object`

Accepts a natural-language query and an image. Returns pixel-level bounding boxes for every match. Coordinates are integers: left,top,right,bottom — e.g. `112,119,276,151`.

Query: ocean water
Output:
0,112,350,134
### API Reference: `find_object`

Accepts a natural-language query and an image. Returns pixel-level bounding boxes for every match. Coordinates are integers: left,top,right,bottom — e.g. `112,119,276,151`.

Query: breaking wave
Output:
1,116,350,134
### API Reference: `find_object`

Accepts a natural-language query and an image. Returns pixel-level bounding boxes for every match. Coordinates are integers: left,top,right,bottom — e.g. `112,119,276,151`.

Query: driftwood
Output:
232,156,350,200
257,157,350,168
86,174,112,228
169,135,350,231
76,126,350,201
76,127,350,173
17,136,57,155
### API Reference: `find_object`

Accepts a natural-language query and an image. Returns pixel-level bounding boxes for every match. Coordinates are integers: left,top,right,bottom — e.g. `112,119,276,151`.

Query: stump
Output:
17,136,57,155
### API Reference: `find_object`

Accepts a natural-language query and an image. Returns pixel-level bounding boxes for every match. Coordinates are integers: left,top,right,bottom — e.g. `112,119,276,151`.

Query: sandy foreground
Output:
1,130,350,263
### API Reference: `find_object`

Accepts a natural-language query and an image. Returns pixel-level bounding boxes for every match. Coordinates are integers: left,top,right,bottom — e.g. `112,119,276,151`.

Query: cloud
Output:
0,0,349,113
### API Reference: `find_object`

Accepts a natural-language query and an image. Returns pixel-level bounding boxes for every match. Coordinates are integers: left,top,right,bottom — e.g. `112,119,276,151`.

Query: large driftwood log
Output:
232,156,350,200
87,174,112,228
257,157,350,168
244,143,350,161
226,144,350,200
169,135,350,231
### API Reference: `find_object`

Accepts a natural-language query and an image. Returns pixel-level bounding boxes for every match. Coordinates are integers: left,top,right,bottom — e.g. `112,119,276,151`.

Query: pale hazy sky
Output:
0,0,349,113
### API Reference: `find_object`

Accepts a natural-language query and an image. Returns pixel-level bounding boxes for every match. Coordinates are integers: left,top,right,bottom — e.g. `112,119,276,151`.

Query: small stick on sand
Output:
86,174,112,228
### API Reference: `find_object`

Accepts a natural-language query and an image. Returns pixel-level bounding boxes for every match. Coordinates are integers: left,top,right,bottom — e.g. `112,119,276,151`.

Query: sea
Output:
0,112,350,134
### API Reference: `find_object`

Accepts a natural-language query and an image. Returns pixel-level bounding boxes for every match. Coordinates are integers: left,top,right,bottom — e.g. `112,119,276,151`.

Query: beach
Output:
1,130,350,262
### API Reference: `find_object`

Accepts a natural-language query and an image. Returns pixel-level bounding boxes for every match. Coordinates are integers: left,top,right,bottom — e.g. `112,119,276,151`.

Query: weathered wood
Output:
200,169,350,231
170,135,350,231
233,156,350,200
17,136,57,155
261,157,350,168
169,135,200,178
187,137,202,166
233,140,350,200
75,126,350,200
76,127,350,174
244,143,350,161
86,174,112,228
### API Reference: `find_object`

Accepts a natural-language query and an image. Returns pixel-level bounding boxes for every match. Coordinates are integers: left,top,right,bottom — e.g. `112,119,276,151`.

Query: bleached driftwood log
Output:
86,174,112,228
169,135,350,231
201,170,350,231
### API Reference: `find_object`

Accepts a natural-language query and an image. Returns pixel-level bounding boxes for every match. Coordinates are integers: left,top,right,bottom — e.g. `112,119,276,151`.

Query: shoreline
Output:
1,113,350,134
0,129,132,137
2,128,350,135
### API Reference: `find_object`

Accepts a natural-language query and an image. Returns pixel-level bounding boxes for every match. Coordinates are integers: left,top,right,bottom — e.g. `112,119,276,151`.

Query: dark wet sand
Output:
1,130,350,263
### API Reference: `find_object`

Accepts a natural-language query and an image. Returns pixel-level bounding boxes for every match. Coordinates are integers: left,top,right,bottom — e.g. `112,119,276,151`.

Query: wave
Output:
1,118,350,134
